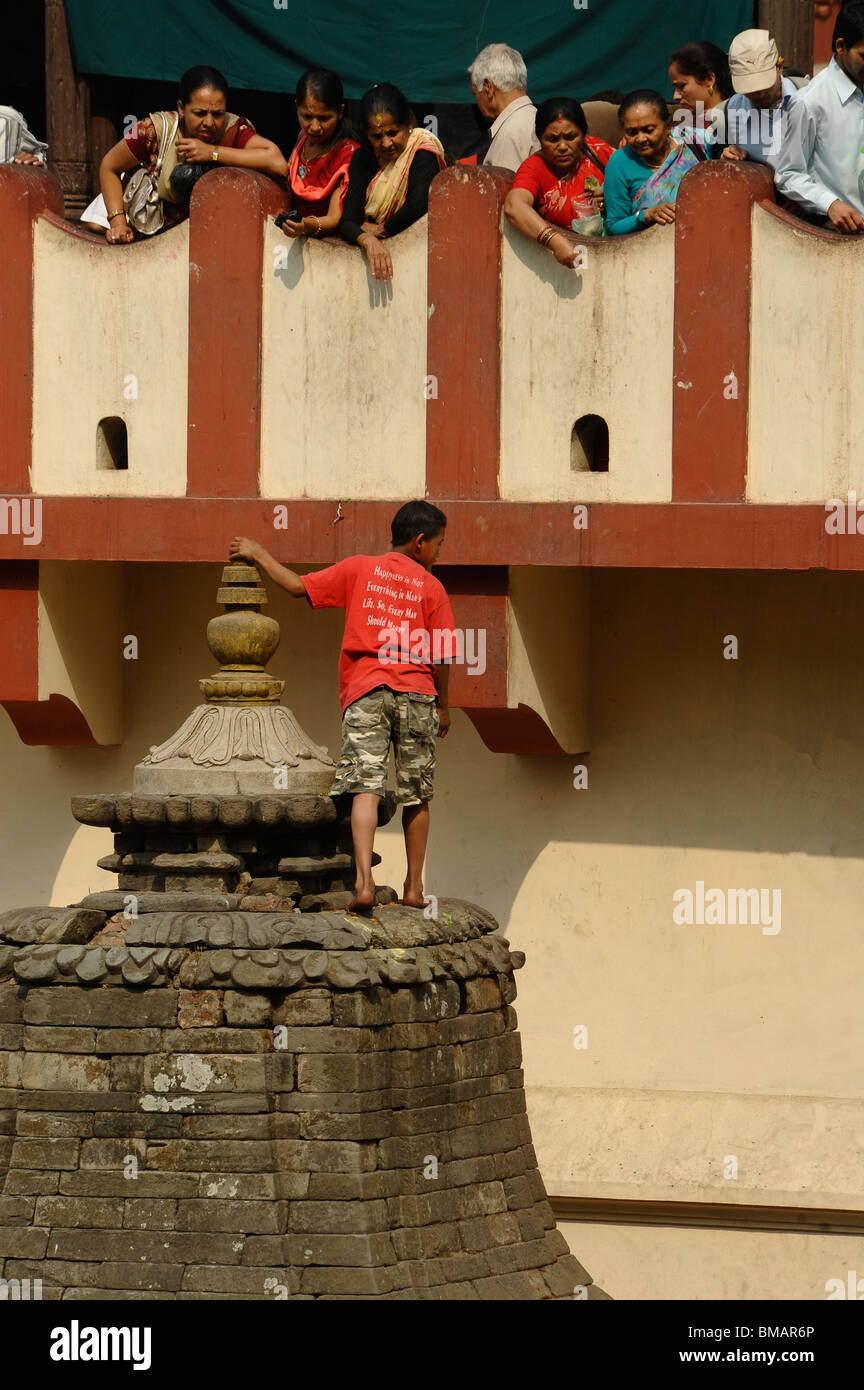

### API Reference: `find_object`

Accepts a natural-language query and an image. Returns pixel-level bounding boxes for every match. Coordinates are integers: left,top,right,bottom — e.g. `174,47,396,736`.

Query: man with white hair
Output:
468,43,540,172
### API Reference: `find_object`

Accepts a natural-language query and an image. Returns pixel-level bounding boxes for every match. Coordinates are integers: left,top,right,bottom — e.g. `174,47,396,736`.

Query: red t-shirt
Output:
303,553,458,713
511,138,614,226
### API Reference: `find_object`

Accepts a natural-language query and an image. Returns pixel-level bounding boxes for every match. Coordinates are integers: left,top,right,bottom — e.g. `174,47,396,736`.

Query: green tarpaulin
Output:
66,0,754,103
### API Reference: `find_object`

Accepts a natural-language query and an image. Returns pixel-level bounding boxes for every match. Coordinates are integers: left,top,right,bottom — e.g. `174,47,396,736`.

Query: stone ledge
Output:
70,792,397,831
0,936,523,992
0,909,107,946
119,900,497,950
2,900,502,953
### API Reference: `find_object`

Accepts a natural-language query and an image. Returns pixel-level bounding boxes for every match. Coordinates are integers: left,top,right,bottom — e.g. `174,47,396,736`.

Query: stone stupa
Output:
0,563,606,1300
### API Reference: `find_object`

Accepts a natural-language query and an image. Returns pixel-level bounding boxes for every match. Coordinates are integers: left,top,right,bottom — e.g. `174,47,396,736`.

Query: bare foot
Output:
402,883,425,909
349,880,376,914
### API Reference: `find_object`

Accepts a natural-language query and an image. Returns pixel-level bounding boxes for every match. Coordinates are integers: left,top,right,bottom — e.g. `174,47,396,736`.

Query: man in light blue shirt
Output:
722,30,798,168
774,0,864,234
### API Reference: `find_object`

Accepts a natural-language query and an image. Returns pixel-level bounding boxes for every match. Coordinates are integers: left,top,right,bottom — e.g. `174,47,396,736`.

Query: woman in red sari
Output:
504,97,614,267
278,70,360,241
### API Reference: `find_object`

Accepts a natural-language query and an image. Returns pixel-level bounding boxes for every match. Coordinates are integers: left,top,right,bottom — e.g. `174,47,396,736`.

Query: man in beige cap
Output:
722,29,799,166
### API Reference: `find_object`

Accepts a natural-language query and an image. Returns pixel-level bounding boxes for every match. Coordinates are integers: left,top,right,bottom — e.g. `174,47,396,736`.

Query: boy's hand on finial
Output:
230,536,264,563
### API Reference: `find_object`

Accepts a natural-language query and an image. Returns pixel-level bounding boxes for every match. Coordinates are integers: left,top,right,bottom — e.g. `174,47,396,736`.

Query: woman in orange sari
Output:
278,70,359,240
338,83,447,282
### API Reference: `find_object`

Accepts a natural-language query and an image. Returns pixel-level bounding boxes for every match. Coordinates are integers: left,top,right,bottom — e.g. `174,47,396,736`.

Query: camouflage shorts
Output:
330,687,439,805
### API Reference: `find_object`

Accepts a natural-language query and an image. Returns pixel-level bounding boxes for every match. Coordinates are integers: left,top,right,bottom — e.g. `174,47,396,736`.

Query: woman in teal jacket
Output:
604,90,704,235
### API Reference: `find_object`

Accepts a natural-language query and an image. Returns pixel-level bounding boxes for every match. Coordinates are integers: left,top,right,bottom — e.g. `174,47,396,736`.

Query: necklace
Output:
299,133,338,176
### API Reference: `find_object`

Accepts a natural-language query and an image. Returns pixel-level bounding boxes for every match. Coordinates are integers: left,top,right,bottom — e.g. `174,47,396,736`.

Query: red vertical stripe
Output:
426,166,512,500
187,170,287,498
0,169,64,494
672,161,773,502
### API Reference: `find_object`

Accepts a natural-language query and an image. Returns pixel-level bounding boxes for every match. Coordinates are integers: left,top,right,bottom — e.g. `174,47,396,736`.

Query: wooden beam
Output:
758,0,815,75
44,0,91,216
550,1194,864,1236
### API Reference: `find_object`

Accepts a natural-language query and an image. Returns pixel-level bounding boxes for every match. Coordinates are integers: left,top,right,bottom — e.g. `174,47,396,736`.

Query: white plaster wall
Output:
508,567,590,753
499,224,675,501
38,562,125,745
260,221,427,499
31,220,189,497
749,207,864,501
2,563,864,1296
562,1222,864,1301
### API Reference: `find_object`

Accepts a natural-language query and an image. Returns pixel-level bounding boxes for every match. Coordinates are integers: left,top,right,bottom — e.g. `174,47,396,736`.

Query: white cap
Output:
729,29,780,95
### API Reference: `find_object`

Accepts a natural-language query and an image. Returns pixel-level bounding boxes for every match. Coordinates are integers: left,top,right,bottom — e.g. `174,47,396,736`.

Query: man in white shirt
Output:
774,0,864,233
468,43,540,173
722,29,799,167
0,106,47,165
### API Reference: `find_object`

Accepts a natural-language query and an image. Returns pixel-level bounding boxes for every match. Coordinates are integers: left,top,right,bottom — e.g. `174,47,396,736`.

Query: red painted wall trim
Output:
758,199,849,242
186,170,288,499
445,590,508,709
0,560,99,746
426,166,513,500
672,162,774,502
0,498,858,570
2,694,98,747
0,561,39,700
0,169,64,494
40,211,108,245
437,569,508,712
466,706,568,756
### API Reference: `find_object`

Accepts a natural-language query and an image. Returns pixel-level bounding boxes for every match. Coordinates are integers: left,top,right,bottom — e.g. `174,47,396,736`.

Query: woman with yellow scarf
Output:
339,84,447,282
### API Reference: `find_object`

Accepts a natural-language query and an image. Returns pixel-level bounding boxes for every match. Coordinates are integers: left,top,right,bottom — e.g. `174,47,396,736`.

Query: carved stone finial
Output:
201,562,283,704
133,561,336,795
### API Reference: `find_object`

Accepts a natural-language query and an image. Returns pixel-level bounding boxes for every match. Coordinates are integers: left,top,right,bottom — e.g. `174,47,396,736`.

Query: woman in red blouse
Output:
504,97,614,267
278,70,360,241
94,65,286,244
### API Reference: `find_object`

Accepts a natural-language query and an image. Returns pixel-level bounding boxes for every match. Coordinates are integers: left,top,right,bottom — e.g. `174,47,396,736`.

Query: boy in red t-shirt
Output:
230,501,457,913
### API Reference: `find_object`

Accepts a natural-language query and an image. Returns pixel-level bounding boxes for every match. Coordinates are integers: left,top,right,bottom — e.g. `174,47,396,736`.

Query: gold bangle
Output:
211,148,219,162
107,209,126,220
310,215,322,236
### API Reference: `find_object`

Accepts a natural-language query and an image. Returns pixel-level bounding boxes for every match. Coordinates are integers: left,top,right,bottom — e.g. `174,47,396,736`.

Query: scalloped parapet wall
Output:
1,160,861,753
